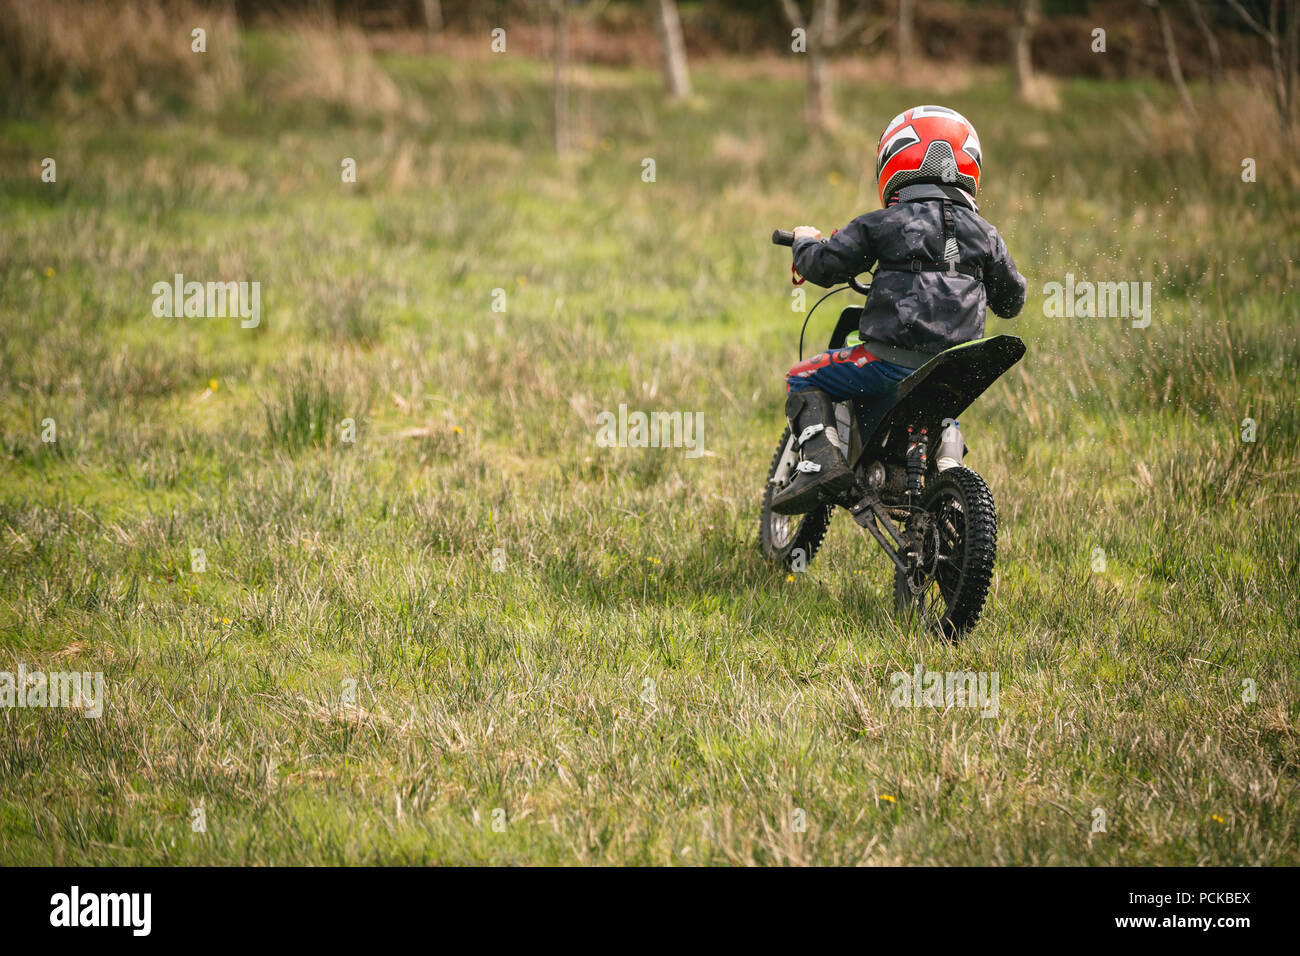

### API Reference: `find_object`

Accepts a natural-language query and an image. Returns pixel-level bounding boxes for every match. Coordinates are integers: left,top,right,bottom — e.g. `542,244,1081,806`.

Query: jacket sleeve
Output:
984,229,1027,319
792,216,875,287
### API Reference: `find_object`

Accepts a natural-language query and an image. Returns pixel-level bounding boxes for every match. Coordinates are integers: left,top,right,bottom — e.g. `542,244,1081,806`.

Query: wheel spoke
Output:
936,565,960,598
937,503,963,543
896,469,996,639
909,490,967,622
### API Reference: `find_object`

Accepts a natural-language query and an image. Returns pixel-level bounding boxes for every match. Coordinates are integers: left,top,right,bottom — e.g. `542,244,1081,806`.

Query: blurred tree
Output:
896,0,914,68
777,0,874,132
1186,0,1223,88
652,0,692,99
552,0,571,154
420,0,443,33
1228,0,1297,142
1010,0,1038,102
1145,0,1196,118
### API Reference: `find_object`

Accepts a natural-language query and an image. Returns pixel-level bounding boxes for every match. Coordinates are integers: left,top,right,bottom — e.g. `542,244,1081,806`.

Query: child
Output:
771,104,1027,516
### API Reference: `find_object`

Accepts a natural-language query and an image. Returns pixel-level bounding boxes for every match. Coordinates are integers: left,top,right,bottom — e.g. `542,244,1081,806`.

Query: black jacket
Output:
792,185,1026,359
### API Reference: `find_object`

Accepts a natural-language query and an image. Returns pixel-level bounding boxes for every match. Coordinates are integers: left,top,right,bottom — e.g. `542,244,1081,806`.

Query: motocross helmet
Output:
875,105,982,208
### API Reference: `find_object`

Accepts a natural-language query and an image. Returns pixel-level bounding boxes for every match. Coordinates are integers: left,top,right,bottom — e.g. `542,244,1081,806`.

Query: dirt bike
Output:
759,228,1025,639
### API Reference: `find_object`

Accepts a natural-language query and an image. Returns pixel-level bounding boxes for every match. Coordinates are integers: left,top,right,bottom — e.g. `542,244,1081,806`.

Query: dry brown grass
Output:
0,0,419,120
0,0,242,115
1013,74,1062,112
1127,78,1300,190
260,14,420,121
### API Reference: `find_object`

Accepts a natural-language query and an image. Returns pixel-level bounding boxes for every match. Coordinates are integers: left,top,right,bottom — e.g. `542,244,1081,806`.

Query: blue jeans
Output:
786,344,914,399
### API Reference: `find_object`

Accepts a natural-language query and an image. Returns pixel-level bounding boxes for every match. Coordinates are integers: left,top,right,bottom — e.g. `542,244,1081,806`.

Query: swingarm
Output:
848,494,913,576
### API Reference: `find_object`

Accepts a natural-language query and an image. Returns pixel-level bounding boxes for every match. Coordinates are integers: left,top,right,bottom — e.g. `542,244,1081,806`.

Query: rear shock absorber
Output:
906,426,928,504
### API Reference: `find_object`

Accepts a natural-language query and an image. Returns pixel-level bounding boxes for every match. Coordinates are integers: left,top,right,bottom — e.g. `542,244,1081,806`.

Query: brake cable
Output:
798,285,851,361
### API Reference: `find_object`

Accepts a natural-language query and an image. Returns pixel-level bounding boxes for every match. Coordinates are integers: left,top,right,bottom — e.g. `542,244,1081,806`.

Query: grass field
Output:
2,21,1299,865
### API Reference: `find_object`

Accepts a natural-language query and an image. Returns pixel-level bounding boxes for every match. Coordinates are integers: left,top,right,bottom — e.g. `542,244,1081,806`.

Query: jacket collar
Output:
896,183,979,212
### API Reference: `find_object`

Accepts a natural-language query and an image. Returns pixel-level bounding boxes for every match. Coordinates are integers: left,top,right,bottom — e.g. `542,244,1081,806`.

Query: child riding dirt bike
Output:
772,104,1027,516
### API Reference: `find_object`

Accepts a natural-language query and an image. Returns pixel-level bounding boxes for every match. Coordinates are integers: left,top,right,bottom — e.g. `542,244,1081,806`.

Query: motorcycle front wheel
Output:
758,425,834,571
893,466,997,640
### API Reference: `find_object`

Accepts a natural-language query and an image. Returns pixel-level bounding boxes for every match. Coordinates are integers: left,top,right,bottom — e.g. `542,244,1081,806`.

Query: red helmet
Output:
875,105,982,208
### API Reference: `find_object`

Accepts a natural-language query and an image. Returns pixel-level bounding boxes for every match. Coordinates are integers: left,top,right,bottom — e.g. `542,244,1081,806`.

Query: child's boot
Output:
771,388,853,515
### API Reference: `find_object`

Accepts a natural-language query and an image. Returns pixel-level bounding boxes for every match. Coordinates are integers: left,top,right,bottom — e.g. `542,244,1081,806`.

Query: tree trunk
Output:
1148,0,1196,119
779,0,852,133
552,2,570,155
1186,0,1222,88
652,0,691,100
1011,0,1038,102
1284,0,1297,137
1264,0,1291,136
806,48,832,131
420,0,442,34
808,0,838,131
1228,0,1296,141
897,0,914,67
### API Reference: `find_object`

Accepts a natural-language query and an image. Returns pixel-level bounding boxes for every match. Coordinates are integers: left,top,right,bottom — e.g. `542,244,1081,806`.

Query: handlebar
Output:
773,227,871,296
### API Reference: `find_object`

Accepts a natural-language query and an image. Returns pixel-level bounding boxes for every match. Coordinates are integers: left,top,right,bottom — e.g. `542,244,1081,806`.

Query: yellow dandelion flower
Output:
208,378,219,391
452,425,463,434
880,794,896,803
786,574,794,582
1212,814,1225,824
44,267,55,277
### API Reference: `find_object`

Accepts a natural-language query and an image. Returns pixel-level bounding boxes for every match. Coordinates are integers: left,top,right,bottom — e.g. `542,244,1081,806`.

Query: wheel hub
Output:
769,512,791,549
902,514,942,594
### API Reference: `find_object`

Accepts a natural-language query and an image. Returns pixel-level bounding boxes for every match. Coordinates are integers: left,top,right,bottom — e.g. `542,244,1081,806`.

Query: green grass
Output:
1,34,1298,865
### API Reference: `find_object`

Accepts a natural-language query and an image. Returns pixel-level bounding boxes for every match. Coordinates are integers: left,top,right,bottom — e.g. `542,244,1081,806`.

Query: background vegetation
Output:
0,1,1297,864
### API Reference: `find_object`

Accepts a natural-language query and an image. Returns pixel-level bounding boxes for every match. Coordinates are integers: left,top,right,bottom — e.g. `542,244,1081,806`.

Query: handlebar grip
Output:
771,229,795,247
